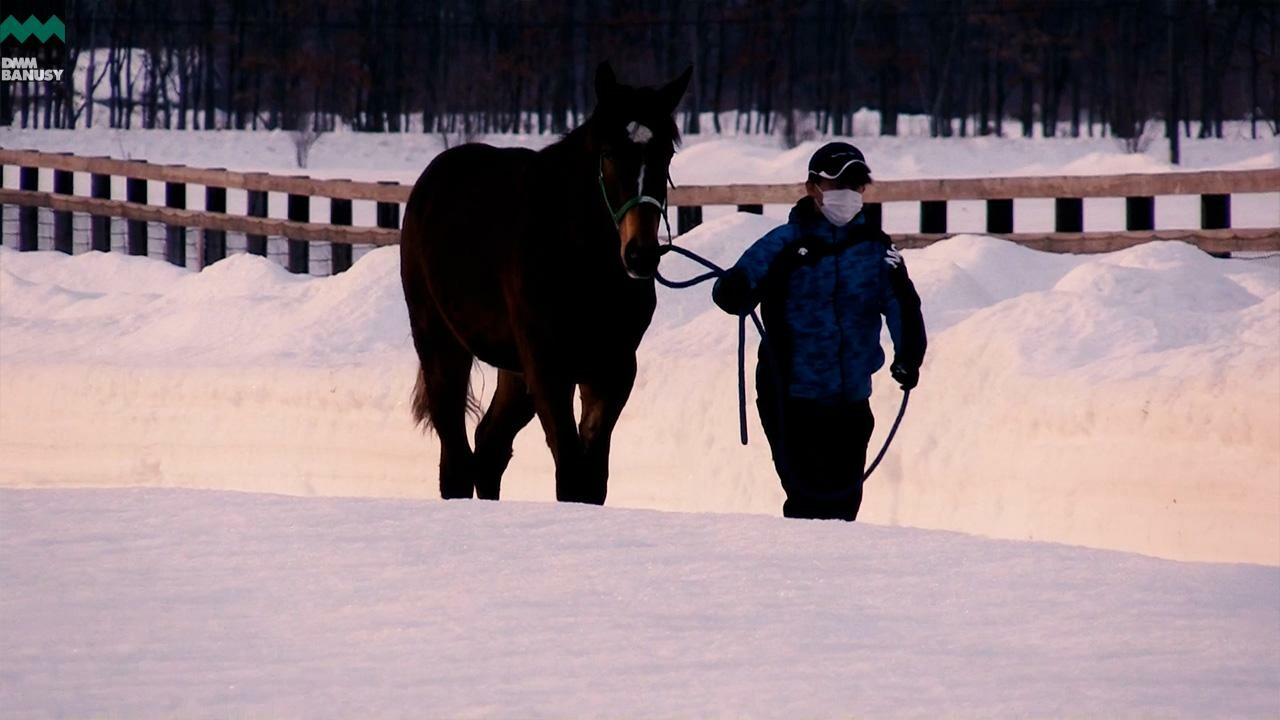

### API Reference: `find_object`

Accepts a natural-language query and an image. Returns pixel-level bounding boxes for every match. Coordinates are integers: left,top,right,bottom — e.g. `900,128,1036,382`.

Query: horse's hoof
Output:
440,485,475,500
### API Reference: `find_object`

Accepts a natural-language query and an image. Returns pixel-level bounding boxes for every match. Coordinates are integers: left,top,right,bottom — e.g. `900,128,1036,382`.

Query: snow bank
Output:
4,126,1277,182
2,228,1277,565
2,488,1276,718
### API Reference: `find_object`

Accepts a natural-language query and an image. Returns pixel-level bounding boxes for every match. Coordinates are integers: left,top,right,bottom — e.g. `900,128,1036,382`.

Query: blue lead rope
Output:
655,242,908,481
656,244,757,444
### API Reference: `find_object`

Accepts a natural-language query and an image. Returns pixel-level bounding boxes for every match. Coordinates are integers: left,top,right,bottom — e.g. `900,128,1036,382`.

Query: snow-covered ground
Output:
2,488,1277,718
1,127,1277,716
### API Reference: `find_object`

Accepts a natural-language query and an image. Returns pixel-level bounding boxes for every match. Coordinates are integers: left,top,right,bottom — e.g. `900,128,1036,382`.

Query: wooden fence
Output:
1,148,1277,275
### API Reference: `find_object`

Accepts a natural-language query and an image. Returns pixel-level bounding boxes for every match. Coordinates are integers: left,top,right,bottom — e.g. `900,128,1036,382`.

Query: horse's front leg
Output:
525,368,588,503
576,355,638,506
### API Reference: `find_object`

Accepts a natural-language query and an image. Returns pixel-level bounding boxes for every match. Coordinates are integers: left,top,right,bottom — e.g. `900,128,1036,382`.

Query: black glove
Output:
890,362,918,391
712,268,755,316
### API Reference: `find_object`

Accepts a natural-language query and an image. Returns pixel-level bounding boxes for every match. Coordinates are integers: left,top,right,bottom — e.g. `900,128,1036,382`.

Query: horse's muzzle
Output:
623,240,659,279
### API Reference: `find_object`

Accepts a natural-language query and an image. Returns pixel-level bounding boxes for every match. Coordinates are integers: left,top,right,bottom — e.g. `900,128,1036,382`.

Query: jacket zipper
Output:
832,225,847,398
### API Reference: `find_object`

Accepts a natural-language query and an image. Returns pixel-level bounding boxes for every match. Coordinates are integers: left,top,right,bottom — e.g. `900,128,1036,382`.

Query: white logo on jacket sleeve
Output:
884,245,903,268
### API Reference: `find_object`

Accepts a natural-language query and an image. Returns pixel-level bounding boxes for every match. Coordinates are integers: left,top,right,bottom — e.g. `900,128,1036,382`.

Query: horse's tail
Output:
409,359,483,432
411,364,432,429
401,174,482,434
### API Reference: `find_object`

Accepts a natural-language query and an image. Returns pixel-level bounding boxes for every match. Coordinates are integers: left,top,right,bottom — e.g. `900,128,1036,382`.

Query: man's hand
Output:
712,268,754,316
890,362,918,391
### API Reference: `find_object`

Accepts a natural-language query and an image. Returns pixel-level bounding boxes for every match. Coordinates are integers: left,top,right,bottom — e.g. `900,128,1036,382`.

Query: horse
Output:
399,62,692,504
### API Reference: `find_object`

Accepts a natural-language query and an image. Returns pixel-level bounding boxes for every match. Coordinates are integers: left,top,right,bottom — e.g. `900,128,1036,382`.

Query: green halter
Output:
598,154,665,228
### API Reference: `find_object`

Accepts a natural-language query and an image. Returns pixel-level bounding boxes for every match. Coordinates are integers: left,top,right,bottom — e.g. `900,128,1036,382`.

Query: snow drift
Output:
2,225,1276,565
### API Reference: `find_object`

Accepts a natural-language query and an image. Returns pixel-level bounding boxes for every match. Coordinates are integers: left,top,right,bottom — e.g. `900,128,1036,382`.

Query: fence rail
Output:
5,149,1276,204
2,149,1277,275
0,189,402,245
0,149,409,203
670,168,1280,205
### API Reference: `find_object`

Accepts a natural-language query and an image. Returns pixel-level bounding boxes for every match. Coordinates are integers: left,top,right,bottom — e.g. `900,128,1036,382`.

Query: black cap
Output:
807,142,870,185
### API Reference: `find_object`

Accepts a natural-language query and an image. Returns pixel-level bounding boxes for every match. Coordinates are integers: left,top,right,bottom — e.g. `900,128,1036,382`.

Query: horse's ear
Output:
595,61,617,104
659,65,693,115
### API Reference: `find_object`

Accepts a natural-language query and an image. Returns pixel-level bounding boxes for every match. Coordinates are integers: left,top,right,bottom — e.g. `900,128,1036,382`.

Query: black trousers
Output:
756,364,875,521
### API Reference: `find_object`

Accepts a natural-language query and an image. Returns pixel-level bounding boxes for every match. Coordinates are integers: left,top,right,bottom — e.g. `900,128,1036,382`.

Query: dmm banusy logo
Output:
1,2,66,83
2,55,62,81
0,15,64,43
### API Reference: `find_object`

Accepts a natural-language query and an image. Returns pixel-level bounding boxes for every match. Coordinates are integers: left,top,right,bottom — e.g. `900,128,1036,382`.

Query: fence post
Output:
1125,196,1154,231
1201,194,1230,230
372,187,402,272
1201,194,1232,258
1054,197,1083,233
90,173,111,251
126,175,148,255
737,203,763,215
287,193,310,274
19,166,38,251
165,181,187,266
246,188,268,256
863,202,883,232
204,184,227,267
377,182,401,234
53,168,73,254
920,200,946,234
330,197,353,274
986,198,1013,234
676,206,702,235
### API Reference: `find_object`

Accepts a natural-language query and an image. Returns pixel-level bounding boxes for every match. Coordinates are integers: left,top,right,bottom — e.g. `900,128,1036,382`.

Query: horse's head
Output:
592,61,691,280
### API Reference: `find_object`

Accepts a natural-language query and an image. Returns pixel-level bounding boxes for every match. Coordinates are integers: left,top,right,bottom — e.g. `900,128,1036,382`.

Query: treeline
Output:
2,0,1277,145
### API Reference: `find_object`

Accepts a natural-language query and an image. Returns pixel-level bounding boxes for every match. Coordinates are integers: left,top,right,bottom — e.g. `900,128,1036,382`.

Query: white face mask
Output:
819,188,863,226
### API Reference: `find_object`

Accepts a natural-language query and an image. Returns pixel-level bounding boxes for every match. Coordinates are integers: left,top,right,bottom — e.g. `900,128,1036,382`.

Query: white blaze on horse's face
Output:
629,121,652,212
615,120,664,280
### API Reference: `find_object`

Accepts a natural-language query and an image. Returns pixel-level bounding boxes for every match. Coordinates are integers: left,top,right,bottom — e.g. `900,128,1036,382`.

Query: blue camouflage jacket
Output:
712,197,927,402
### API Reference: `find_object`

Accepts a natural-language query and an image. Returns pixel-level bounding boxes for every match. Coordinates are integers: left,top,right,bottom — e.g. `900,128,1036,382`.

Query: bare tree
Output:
8,0,1273,141
289,113,324,168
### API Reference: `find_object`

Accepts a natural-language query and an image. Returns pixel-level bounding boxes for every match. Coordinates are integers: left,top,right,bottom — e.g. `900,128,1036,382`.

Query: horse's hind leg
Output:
473,369,536,500
408,300,477,500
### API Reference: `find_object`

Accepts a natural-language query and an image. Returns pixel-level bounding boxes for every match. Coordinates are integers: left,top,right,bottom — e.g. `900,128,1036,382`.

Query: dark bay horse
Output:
399,62,691,504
